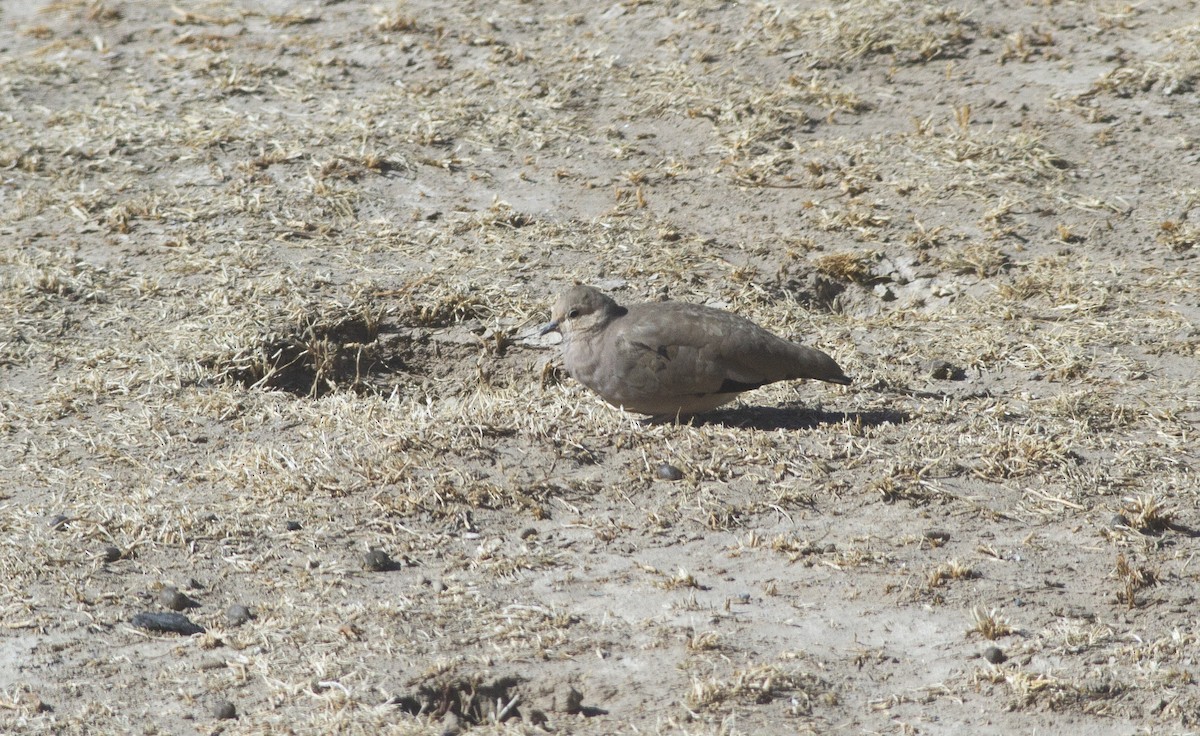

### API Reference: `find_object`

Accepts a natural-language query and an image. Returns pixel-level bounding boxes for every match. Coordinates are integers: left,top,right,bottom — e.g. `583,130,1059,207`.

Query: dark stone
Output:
131,612,205,636
364,549,397,572
923,359,966,381
656,463,684,481
225,604,254,627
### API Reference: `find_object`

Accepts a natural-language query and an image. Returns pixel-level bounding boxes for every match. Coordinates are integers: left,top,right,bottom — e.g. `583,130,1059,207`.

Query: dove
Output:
540,285,850,418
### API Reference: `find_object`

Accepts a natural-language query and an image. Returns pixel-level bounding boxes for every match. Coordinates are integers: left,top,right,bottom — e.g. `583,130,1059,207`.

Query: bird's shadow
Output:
664,404,910,430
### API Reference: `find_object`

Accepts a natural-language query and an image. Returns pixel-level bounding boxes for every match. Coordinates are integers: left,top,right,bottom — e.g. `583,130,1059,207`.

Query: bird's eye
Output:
567,308,580,319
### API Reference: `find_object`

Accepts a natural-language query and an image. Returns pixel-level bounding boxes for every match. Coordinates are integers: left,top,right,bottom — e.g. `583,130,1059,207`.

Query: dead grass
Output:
926,559,976,589
1085,22,1200,98
971,607,1014,641
815,251,875,284
689,664,828,714
751,1,975,65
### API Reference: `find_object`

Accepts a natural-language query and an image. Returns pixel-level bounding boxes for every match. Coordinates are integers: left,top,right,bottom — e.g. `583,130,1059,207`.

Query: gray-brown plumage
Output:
540,285,851,418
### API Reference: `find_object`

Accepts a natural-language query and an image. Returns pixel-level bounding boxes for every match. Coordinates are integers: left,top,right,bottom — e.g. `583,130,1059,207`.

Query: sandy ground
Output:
2,0,1200,734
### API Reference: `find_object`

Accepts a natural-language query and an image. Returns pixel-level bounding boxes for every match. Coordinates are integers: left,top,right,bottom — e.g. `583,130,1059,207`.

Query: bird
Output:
540,284,851,419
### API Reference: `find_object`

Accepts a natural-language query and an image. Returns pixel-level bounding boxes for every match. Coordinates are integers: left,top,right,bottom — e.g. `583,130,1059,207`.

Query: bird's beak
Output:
539,320,560,336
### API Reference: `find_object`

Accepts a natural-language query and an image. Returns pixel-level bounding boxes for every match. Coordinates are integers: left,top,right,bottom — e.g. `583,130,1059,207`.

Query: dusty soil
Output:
2,0,1199,733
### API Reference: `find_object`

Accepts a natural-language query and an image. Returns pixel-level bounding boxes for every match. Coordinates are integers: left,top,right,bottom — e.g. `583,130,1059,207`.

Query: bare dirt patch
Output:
2,1,1199,734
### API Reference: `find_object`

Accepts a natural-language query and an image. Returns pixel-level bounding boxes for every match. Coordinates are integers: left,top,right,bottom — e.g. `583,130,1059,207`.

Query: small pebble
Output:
212,700,237,720
983,646,1007,664
158,586,199,611
431,580,446,594
285,520,302,531
101,546,122,563
48,514,69,531
364,549,396,572
656,463,684,481
131,611,205,636
226,604,254,627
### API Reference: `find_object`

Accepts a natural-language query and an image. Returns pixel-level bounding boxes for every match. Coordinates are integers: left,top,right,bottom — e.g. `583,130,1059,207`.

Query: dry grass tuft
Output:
971,607,1014,641
660,567,702,590
926,559,976,589
687,630,722,652
753,1,975,65
999,669,1119,711
1119,494,1176,534
815,251,875,284
1085,23,1200,97
1157,219,1199,253
689,664,829,714
972,424,1081,480
940,243,1010,278
1114,553,1159,609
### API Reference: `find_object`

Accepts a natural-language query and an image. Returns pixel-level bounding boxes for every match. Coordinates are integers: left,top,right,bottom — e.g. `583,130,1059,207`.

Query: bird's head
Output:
540,285,624,337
